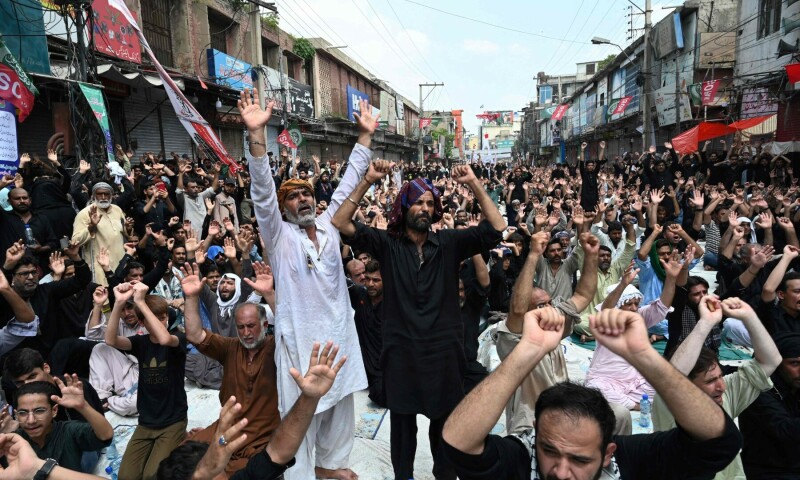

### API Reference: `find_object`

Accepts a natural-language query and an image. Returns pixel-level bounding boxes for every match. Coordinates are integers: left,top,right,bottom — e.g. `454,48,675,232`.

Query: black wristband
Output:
34,458,57,480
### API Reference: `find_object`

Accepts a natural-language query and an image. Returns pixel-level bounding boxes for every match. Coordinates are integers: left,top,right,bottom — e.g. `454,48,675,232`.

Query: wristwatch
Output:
34,458,57,480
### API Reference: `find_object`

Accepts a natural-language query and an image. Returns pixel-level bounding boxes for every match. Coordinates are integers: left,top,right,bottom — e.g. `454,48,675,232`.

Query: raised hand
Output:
179,263,205,297
208,221,222,237
366,160,393,183
519,306,564,353
650,188,665,204
778,216,796,231
243,261,274,296
750,245,774,269
88,205,100,227
620,262,640,285
96,247,110,272
223,217,235,233
79,159,91,174
579,232,600,255
661,249,683,278
92,285,108,306
223,237,237,259
131,281,149,302
547,210,560,227
589,308,652,359
51,374,86,410
48,251,65,277
5,240,25,267
689,190,705,209
530,231,550,255
237,88,275,132
720,297,758,322
697,295,723,325
783,244,800,262
235,228,254,254
755,210,774,230
192,396,250,480
353,98,380,135
451,165,477,185
18,153,30,168
290,341,347,399
123,242,137,257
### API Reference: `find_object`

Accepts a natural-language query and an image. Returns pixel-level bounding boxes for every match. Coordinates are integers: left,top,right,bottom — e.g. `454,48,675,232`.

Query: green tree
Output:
429,127,455,159
598,54,617,72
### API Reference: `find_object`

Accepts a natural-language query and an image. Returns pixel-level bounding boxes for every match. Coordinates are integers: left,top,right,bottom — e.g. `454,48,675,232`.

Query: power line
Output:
383,0,440,80
540,0,588,73
404,0,588,44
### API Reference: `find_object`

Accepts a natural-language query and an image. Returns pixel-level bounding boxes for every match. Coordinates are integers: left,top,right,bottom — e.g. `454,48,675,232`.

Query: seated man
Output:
442,308,742,479
12,379,113,472
86,285,145,416
585,248,687,410
739,332,800,478
654,296,780,480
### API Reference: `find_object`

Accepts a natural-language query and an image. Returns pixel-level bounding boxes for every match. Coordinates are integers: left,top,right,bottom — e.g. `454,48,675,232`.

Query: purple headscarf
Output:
387,177,443,237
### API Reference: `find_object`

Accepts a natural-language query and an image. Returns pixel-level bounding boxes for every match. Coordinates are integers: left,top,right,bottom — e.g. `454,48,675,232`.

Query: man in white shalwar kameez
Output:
241,88,375,480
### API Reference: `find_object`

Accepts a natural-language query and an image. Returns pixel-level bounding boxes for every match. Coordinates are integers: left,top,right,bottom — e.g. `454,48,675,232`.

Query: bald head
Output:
346,258,366,286
530,287,552,310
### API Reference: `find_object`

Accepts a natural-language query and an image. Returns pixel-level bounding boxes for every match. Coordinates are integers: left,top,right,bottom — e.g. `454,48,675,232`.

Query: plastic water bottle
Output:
639,394,651,428
105,437,121,480
24,225,36,248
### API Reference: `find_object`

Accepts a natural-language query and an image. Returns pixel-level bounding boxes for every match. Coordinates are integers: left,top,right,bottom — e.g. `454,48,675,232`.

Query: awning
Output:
671,115,775,154
97,64,185,90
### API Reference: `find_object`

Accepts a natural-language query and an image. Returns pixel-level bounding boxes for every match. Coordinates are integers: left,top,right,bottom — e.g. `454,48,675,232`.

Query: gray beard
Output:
95,200,112,209
285,208,316,227
239,327,267,350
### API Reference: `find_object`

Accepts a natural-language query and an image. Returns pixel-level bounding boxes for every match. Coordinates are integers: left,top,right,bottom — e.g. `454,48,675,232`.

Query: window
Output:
208,9,230,53
758,0,781,38
586,63,596,75
539,85,553,104
140,0,173,66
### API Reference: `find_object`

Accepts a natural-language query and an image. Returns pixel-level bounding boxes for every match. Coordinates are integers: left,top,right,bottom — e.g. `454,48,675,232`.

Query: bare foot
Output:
315,467,358,480
187,427,204,436
580,334,593,343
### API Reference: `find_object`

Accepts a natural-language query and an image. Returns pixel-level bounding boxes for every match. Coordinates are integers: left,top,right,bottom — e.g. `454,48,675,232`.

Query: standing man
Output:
332,163,506,479
71,183,127,285
241,88,376,480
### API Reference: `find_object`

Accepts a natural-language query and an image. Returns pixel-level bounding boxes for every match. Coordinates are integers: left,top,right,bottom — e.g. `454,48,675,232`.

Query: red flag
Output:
701,80,721,106
198,75,208,90
277,129,297,149
786,63,800,84
551,104,569,121
419,118,432,129
612,96,633,115
0,39,37,122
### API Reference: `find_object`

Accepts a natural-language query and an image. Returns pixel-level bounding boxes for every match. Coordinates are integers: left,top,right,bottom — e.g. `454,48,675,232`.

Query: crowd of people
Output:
0,86,796,480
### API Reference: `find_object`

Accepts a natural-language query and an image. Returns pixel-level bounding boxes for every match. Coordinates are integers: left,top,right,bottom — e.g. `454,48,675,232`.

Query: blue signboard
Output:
346,85,369,121
206,49,253,90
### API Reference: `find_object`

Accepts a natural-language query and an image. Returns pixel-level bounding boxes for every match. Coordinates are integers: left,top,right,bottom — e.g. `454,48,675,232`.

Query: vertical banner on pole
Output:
78,84,114,162
0,100,19,176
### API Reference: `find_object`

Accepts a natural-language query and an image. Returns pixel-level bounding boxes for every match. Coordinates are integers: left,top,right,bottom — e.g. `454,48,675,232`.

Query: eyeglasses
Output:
16,407,50,420
14,270,38,278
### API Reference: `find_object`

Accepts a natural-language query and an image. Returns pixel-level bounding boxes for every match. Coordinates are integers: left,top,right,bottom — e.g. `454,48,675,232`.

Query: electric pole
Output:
642,0,653,151
419,82,443,166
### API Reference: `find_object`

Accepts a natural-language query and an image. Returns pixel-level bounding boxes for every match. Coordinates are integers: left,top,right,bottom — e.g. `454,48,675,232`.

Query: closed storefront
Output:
124,88,192,159
219,127,245,162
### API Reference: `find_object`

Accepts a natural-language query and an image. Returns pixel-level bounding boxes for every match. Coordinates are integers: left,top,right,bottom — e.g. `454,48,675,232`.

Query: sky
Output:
276,0,673,134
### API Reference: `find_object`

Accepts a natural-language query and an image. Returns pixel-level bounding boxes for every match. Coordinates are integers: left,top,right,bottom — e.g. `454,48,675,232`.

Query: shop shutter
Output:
124,88,165,158
18,97,55,158
160,102,193,157
219,127,245,163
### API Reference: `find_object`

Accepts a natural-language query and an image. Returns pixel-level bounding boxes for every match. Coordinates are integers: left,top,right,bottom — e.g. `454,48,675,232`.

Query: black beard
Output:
406,213,431,232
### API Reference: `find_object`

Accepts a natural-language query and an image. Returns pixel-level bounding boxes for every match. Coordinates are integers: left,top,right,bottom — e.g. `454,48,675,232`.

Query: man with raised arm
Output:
442,307,742,479
239,88,376,480
331,161,505,480
653,296,780,480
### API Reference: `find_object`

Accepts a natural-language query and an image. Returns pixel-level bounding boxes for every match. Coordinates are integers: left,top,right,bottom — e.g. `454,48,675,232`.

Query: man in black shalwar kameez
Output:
332,163,506,480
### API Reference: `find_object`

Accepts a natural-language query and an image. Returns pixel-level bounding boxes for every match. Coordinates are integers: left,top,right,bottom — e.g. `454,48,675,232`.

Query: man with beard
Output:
535,237,584,304
349,260,385,406
574,221,636,342
315,169,339,206
243,89,375,480
71,183,128,285
176,170,219,239
442,308,742,480
0,188,58,269
332,163,505,480
181,262,282,476
579,140,606,210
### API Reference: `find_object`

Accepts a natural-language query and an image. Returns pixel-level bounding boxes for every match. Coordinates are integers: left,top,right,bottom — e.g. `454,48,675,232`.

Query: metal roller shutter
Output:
160,102,193,157
124,88,164,157
219,127,246,163
17,98,54,158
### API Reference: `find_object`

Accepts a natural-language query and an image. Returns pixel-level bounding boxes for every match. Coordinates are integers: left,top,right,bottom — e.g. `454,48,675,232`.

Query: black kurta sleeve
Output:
442,434,532,480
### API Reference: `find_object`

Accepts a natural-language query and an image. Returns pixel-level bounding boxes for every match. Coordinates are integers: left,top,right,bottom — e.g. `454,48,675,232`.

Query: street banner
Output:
419,118,432,129
0,38,38,122
551,104,569,121
701,80,721,106
109,0,241,173
277,129,297,149
612,96,633,115
288,122,305,147
0,100,18,177
92,0,142,63
0,0,50,75
78,83,114,162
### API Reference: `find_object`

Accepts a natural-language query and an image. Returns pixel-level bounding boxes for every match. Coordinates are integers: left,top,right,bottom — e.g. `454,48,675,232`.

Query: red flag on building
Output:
277,129,297,149
612,96,633,115
701,80,721,105
786,63,800,84
0,38,38,122
419,118,432,129
551,104,569,121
